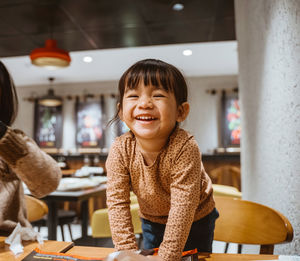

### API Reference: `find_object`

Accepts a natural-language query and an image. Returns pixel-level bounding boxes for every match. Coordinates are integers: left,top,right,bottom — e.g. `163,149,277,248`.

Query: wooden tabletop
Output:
0,240,279,261
66,246,279,260
0,240,74,261
61,169,76,176
197,252,278,260
66,246,115,259
39,183,107,201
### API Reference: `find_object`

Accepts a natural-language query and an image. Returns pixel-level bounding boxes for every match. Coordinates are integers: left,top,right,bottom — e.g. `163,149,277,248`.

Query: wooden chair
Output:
212,184,242,252
25,195,48,222
214,196,294,254
210,165,241,191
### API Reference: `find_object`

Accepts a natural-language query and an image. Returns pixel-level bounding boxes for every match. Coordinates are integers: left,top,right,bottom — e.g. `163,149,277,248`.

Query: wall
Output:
14,75,237,154
235,0,300,254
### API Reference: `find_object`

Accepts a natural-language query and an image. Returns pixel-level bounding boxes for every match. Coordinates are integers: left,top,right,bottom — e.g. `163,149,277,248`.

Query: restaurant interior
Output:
0,0,299,260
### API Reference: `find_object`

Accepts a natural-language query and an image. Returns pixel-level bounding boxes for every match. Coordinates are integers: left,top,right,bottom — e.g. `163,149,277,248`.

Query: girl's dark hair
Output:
111,58,188,124
0,61,18,126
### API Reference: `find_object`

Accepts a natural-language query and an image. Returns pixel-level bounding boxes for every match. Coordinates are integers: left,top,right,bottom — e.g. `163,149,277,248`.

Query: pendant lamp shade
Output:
38,78,62,107
30,39,71,69
38,89,62,107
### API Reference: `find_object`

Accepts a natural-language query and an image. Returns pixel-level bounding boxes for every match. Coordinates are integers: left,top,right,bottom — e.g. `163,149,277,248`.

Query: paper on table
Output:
257,256,300,261
57,176,107,191
5,223,43,255
104,251,162,261
279,256,300,261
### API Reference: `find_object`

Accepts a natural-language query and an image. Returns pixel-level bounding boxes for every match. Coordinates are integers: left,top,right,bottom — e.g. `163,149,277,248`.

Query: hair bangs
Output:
125,64,174,93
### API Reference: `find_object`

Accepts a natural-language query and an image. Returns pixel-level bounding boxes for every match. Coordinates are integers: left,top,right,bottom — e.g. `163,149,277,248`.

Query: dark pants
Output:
141,208,219,252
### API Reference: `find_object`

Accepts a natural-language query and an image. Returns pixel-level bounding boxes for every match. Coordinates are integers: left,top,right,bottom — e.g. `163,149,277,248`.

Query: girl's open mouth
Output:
136,116,157,121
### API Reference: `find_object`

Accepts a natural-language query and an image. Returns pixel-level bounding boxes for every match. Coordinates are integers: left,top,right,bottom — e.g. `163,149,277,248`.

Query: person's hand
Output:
146,256,162,260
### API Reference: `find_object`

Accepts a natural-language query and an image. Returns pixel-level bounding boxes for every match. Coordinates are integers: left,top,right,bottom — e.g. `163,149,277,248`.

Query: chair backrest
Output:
130,191,138,204
130,203,142,234
210,165,241,191
91,203,142,238
214,196,293,254
212,184,242,198
25,195,48,222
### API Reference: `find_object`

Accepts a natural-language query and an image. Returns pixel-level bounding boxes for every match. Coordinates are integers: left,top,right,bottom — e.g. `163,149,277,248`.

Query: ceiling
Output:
0,0,237,86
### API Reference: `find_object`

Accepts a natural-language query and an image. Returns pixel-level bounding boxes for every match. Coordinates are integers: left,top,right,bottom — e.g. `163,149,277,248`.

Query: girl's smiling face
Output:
119,82,188,143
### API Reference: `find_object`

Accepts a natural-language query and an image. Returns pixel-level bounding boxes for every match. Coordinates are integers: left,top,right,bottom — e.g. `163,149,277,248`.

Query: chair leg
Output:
67,224,73,241
237,244,242,253
224,243,229,253
137,234,143,249
95,238,101,246
60,225,65,241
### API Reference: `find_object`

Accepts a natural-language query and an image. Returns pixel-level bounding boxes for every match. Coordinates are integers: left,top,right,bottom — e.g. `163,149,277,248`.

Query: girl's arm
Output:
106,139,138,251
158,140,202,261
0,127,61,198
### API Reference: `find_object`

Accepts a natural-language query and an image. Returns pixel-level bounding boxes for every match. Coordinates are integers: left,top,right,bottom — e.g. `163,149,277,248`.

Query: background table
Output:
30,184,106,241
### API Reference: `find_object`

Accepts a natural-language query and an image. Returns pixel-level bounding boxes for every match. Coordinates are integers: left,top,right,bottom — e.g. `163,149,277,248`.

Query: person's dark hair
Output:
110,58,188,125
0,61,18,126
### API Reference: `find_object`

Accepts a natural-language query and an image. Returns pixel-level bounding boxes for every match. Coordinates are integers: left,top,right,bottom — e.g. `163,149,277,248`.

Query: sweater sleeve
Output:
0,127,61,198
106,138,138,251
158,139,202,261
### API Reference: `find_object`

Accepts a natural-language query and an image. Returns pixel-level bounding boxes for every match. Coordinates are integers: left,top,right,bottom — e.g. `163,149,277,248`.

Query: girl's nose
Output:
138,96,153,108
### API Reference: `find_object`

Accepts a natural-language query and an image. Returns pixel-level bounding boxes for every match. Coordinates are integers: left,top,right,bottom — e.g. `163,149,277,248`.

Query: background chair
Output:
31,209,77,241
212,184,241,252
91,192,143,248
212,184,242,198
210,165,241,191
25,195,48,222
214,196,293,254
26,194,77,241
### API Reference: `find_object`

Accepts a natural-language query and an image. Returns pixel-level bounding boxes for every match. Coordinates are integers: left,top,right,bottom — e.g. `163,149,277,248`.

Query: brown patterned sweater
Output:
106,127,215,261
0,127,62,235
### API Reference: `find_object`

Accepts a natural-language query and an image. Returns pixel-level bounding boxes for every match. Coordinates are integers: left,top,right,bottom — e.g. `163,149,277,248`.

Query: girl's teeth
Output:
137,116,154,120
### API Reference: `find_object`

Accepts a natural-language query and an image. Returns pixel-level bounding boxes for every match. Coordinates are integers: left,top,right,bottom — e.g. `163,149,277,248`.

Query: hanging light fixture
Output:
38,77,62,107
30,39,71,69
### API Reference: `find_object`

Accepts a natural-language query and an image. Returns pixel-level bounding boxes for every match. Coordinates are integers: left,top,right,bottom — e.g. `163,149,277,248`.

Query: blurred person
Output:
0,61,62,236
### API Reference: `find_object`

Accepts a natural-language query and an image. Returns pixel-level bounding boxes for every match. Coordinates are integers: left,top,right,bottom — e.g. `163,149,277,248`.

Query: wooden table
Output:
197,252,278,260
0,240,73,261
66,246,279,260
0,242,279,261
66,246,115,259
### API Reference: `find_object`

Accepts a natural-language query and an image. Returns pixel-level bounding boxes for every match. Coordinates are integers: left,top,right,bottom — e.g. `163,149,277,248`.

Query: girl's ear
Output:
176,102,190,122
117,103,123,121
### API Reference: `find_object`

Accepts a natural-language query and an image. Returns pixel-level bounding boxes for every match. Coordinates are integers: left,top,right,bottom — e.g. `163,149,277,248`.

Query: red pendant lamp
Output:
30,39,71,69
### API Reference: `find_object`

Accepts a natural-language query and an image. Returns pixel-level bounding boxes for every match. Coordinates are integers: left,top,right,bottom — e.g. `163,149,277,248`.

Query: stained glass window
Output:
222,91,241,147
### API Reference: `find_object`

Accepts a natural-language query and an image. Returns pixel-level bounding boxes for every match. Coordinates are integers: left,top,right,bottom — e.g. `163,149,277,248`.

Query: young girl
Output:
106,59,218,261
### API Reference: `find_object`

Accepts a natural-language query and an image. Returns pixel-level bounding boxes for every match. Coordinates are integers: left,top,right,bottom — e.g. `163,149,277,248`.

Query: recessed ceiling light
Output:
83,56,93,63
172,3,184,11
183,49,192,56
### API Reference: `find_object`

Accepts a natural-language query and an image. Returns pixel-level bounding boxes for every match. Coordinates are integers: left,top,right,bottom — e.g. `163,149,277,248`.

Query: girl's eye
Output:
126,94,138,98
153,93,166,98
